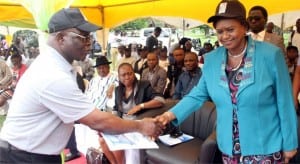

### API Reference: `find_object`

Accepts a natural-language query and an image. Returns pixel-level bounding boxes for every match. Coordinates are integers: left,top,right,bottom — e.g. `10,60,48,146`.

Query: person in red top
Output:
0,53,27,107
10,53,27,83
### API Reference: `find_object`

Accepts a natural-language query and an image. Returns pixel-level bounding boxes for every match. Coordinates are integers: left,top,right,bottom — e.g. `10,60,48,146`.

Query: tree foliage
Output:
198,25,211,36
113,18,149,31
14,30,39,47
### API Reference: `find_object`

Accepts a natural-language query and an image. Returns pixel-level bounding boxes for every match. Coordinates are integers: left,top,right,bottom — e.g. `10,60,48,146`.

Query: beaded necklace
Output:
227,43,247,58
231,57,243,71
227,42,247,71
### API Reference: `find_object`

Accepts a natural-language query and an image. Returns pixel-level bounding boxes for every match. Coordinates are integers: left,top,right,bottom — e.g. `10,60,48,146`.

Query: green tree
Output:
13,30,39,47
198,25,211,36
113,18,149,31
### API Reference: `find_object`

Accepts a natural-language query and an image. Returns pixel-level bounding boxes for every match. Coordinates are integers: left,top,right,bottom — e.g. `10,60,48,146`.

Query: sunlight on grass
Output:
0,115,6,130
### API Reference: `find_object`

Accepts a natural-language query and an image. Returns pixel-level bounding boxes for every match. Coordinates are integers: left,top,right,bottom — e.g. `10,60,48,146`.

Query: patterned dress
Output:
222,54,283,164
85,73,118,111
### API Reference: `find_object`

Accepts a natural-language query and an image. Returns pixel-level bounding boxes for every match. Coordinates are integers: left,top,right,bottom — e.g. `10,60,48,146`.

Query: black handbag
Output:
86,147,110,164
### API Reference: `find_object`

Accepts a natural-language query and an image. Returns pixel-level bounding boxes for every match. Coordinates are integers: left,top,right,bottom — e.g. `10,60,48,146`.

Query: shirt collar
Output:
45,45,75,75
249,30,265,41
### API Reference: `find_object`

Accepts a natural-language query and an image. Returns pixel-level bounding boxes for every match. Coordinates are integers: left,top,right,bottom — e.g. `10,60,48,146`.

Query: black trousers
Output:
0,139,61,164
65,128,79,154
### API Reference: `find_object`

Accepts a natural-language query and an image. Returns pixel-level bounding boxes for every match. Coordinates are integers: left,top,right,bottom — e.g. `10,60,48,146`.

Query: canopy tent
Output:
0,0,300,28
0,0,299,47
0,0,299,29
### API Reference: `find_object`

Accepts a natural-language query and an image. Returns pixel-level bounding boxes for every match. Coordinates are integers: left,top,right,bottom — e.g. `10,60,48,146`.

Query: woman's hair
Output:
118,63,133,73
8,45,20,56
10,53,22,61
287,45,298,53
116,63,138,111
117,62,138,87
161,46,168,52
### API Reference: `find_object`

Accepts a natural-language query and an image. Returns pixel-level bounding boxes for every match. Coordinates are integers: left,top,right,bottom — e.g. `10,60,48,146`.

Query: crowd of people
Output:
0,35,40,115
0,0,300,163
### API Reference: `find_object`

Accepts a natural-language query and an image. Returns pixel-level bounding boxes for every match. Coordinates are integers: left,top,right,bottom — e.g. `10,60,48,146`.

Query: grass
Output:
0,115,6,130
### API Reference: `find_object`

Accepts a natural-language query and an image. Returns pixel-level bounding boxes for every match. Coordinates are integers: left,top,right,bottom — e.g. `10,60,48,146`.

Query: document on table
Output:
101,132,159,151
158,133,194,146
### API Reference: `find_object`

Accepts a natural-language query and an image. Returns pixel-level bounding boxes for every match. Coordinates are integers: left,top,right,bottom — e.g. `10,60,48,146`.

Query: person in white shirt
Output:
134,44,148,75
108,30,122,71
73,55,95,81
289,18,300,52
78,56,118,155
247,6,285,55
111,44,125,71
130,42,140,60
117,44,137,68
158,46,169,72
0,8,163,164
86,56,118,111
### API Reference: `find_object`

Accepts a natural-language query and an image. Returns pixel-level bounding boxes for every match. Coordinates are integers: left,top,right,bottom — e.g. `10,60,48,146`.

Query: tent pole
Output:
98,6,109,56
280,13,285,33
6,26,9,35
183,19,185,37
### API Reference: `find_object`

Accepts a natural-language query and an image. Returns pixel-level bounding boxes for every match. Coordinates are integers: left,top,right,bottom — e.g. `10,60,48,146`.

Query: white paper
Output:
101,132,159,151
158,133,194,146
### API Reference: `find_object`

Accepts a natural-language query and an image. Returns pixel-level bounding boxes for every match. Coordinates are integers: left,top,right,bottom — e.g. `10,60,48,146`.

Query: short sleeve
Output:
41,77,94,123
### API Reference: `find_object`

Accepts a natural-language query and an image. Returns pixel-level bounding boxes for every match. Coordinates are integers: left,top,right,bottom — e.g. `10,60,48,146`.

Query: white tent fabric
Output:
269,10,300,29
151,16,204,29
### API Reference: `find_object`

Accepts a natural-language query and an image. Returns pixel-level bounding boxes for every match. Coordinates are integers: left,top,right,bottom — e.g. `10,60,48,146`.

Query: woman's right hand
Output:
156,111,175,126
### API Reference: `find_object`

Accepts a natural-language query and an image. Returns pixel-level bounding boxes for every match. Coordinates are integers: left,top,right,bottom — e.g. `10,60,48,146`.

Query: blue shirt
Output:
173,67,202,100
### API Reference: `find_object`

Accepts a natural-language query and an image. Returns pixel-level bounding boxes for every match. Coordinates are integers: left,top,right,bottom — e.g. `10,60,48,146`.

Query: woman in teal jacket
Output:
157,0,298,163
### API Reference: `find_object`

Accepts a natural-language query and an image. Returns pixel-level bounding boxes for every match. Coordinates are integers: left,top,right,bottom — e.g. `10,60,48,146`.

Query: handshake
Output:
138,112,175,139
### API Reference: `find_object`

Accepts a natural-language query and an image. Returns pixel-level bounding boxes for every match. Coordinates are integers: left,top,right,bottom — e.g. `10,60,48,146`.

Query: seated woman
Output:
0,53,27,107
0,60,12,110
99,63,165,164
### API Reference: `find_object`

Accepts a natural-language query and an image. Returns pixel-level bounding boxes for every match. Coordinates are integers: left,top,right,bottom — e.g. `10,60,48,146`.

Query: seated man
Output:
134,45,148,75
117,44,136,68
86,56,118,111
164,47,185,98
141,52,167,94
75,56,119,157
168,52,202,137
173,52,202,100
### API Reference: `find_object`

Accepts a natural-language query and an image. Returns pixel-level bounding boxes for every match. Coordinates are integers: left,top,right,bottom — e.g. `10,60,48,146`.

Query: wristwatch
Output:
140,103,145,109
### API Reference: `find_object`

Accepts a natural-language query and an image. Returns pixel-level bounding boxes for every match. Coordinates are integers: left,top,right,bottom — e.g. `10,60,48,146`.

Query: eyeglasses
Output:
68,31,91,43
119,72,134,78
247,16,263,21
